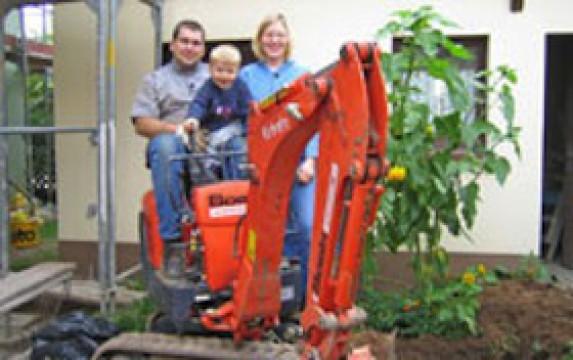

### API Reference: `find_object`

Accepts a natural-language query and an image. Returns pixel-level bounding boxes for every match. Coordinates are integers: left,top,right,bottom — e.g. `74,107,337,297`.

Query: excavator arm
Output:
227,42,389,359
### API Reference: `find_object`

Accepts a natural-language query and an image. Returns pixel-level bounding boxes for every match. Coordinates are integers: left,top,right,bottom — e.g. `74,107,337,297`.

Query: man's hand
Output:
296,158,316,183
176,118,200,147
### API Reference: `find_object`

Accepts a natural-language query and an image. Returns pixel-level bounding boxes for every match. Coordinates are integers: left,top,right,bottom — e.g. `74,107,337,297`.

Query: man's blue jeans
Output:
284,177,316,300
147,133,188,240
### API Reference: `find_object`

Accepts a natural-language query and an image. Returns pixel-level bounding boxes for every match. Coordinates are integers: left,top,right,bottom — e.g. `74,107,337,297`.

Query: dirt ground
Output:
350,279,573,360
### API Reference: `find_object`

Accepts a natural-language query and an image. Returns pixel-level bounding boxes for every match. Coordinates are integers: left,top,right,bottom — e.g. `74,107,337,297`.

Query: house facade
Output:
52,0,573,277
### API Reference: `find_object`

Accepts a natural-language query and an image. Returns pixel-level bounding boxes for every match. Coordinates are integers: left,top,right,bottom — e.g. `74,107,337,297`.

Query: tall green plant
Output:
370,6,520,287
26,71,56,204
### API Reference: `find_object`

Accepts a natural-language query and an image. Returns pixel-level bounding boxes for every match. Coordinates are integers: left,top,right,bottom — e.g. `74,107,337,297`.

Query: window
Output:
393,36,488,122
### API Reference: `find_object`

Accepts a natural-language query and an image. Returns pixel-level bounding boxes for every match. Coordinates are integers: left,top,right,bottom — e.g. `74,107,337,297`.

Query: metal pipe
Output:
115,263,142,283
5,1,80,12
17,8,32,196
106,0,118,314
151,0,163,68
0,7,9,278
0,126,97,134
96,0,110,315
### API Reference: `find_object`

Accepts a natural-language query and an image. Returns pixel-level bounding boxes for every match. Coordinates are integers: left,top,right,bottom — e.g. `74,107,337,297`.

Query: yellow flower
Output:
11,192,28,210
462,272,476,285
477,264,487,275
386,166,407,181
403,299,421,313
425,124,434,136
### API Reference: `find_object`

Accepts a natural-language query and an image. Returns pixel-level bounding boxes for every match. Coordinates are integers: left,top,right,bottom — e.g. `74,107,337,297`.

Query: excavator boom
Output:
229,42,389,358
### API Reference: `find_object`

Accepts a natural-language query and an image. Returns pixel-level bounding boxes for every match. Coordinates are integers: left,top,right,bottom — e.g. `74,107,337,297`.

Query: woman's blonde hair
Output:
252,13,292,61
210,44,242,65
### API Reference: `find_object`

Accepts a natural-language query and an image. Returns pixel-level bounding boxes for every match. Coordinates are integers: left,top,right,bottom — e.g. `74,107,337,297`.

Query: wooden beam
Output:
0,262,75,313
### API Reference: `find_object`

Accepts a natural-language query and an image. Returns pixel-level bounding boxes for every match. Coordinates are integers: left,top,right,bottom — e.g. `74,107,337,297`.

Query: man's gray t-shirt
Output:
131,61,210,124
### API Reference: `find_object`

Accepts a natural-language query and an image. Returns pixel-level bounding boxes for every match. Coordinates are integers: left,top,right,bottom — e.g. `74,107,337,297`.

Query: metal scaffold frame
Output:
0,0,164,314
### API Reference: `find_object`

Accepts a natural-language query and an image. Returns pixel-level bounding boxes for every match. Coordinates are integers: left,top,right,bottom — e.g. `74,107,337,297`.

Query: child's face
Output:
210,60,239,90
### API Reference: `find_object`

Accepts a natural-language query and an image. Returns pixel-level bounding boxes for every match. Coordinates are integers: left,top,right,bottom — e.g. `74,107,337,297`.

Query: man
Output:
131,20,209,278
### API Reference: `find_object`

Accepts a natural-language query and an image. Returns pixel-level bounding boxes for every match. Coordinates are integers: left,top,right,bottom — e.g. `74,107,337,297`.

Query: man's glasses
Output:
177,38,204,47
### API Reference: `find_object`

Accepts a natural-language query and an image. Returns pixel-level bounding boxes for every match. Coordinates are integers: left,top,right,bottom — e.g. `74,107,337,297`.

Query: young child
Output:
185,44,252,179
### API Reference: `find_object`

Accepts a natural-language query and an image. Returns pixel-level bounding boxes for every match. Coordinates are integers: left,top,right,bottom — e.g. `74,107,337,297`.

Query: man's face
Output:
210,61,238,90
170,27,205,69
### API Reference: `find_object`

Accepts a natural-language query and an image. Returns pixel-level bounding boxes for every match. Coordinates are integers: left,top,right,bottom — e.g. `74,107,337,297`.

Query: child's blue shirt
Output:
187,78,252,133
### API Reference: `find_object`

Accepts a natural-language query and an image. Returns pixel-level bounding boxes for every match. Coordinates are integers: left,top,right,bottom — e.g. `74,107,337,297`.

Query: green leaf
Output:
437,308,453,322
434,112,463,143
442,38,473,60
426,58,451,80
377,21,402,40
500,84,515,122
508,126,522,158
484,154,511,185
444,66,471,112
460,181,479,228
498,65,518,84
462,120,500,147
415,30,442,57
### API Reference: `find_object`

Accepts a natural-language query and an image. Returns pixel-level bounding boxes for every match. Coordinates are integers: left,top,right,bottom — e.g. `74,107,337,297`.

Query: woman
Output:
240,13,318,299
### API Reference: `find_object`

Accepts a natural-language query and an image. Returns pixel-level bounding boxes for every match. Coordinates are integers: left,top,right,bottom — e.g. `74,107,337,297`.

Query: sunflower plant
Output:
367,6,520,287
361,6,520,337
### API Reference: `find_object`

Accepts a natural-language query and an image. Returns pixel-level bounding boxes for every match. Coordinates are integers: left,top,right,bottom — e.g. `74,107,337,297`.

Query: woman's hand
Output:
296,158,316,183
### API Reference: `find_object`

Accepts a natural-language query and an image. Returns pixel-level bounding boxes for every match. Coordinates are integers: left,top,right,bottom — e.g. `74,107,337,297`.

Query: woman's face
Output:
261,21,289,63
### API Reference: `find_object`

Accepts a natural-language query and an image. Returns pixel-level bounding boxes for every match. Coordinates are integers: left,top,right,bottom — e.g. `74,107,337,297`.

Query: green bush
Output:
362,265,497,338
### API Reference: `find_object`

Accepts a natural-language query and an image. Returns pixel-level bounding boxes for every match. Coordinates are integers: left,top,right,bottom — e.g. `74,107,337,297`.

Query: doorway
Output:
542,34,573,267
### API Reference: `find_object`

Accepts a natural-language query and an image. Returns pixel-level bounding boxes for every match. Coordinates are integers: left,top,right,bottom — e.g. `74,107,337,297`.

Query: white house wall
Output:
54,0,572,255
54,1,153,242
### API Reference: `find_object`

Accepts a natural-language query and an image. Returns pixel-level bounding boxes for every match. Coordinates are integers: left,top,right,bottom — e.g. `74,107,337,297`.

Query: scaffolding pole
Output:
0,126,97,134
150,0,163,68
0,6,8,278
95,0,113,315
103,0,119,316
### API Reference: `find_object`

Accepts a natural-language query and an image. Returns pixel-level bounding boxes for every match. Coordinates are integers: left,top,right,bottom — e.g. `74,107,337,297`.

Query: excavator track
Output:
92,332,300,360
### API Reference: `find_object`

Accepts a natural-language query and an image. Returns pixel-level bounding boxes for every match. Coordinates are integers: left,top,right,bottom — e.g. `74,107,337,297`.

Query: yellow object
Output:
386,166,407,181
247,229,257,262
462,272,476,285
10,217,42,249
477,263,487,275
11,192,29,211
425,124,434,136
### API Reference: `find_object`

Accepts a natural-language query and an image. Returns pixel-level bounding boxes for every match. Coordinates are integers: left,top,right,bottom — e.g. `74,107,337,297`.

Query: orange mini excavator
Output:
93,42,389,360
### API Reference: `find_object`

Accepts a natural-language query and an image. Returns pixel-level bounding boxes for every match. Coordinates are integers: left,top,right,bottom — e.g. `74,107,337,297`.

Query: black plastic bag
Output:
31,311,120,360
